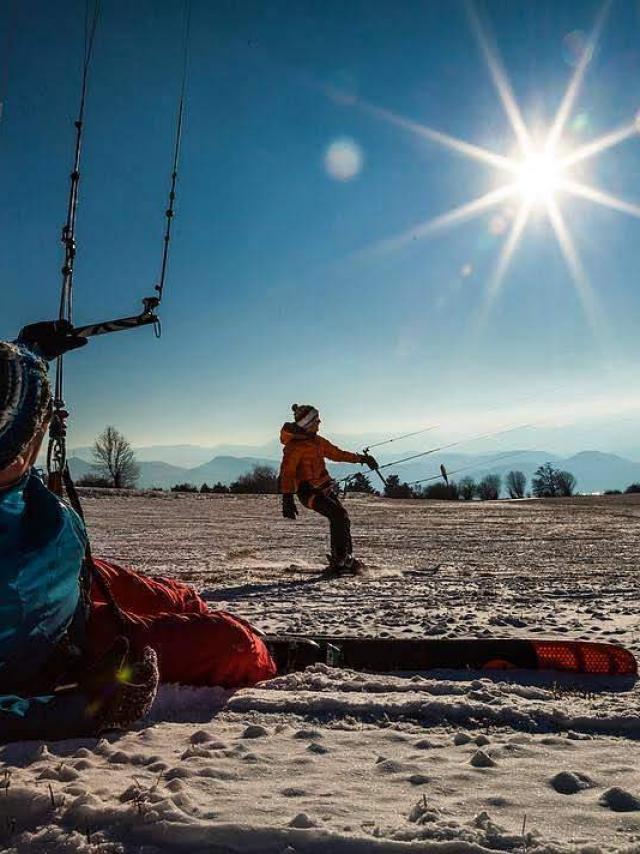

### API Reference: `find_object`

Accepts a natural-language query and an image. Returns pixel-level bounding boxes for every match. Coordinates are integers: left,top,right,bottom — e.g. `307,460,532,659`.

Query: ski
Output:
266,635,638,677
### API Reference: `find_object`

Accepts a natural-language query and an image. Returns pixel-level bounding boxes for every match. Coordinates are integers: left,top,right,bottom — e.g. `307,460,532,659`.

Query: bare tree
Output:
505,470,526,499
532,463,558,497
458,476,477,501
92,426,140,489
477,473,501,501
555,470,577,497
531,463,576,498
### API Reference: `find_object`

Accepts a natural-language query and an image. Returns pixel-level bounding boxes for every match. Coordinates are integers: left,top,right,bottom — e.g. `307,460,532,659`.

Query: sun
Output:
515,150,564,205
338,2,640,335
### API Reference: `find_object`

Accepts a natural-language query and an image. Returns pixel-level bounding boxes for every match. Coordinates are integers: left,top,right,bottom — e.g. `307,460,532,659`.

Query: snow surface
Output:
2,491,640,853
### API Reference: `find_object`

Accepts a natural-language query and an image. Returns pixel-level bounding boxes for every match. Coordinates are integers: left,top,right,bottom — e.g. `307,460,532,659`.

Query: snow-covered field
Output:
2,492,640,853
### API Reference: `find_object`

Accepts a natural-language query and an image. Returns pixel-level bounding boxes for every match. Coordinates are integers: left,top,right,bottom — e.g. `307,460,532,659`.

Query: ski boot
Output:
323,554,365,577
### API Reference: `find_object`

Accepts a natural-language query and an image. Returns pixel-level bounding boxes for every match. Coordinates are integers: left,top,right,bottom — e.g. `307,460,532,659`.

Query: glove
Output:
282,493,298,520
360,452,379,470
17,319,88,361
80,637,159,734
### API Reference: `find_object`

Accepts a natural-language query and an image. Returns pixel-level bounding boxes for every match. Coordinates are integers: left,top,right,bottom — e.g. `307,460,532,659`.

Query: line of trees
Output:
171,465,278,495
164,464,582,500
364,463,579,501
378,473,506,501
79,428,619,502
604,483,640,495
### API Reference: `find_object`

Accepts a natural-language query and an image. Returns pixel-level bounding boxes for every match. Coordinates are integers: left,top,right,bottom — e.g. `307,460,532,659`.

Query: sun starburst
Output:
339,1,640,334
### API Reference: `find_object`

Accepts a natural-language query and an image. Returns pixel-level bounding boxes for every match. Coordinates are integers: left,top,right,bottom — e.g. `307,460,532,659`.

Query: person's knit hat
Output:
0,342,51,470
292,403,319,429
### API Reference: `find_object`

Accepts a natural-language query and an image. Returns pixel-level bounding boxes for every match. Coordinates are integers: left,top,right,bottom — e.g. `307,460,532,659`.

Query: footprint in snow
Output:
181,745,214,760
414,738,437,750
189,729,217,745
147,761,169,773
289,813,317,828
550,771,595,794
293,729,322,740
375,757,414,774
599,787,640,812
242,724,269,739
470,750,496,768
38,765,80,783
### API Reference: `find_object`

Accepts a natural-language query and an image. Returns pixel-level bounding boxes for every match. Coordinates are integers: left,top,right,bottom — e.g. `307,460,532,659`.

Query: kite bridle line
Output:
47,0,191,491
47,0,101,493
341,421,534,495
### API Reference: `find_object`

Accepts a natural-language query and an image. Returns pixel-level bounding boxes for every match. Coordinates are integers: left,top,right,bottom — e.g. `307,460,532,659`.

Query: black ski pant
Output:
299,489,352,563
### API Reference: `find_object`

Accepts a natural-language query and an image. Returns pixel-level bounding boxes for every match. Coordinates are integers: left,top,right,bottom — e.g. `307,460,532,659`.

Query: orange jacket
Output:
279,422,361,494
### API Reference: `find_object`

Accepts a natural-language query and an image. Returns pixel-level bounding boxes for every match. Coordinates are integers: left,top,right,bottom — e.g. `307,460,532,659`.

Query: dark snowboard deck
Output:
266,635,638,677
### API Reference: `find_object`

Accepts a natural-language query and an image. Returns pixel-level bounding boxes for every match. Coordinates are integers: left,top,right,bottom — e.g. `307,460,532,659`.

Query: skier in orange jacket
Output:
279,404,378,572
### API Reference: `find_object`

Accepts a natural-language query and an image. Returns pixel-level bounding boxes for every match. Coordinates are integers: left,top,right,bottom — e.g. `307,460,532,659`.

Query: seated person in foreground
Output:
0,326,276,742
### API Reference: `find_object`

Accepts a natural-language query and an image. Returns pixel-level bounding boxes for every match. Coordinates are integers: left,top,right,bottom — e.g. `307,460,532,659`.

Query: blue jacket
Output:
0,470,93,740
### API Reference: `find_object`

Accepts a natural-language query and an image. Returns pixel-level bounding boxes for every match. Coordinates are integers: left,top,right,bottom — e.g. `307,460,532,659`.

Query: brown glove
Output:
81,637,159,733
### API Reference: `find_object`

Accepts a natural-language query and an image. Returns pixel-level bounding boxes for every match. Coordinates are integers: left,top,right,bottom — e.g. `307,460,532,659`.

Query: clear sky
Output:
2,0,640,454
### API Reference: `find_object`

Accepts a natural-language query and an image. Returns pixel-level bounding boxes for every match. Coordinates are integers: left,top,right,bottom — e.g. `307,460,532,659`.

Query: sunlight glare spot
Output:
489,214,508,235
562,30,594,69
324,138,363,181
516,152,563,204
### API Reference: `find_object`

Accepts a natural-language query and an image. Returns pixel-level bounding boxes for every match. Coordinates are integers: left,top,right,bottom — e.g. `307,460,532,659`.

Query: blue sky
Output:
2,0,640,455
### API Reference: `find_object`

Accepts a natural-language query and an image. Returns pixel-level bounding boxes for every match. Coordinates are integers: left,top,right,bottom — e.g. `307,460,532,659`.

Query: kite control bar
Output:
362,445,388,489
73,296,161,338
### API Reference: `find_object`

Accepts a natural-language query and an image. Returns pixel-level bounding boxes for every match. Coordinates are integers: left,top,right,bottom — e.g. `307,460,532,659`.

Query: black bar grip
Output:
74,312,158,338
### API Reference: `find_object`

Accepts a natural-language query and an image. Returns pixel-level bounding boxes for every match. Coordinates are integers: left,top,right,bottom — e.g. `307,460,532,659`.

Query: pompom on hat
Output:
291,403,319,429
0,342,51,471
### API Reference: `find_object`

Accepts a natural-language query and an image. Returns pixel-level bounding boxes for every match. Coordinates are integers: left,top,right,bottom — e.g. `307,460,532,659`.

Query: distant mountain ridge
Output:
67,448,640,493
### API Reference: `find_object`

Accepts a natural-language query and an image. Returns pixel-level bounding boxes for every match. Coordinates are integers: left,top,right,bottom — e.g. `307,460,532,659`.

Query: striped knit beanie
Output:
292,403,319,429
0,342,51,470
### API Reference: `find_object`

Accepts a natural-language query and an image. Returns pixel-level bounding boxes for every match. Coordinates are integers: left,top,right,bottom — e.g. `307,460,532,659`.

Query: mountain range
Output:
67,446,640,494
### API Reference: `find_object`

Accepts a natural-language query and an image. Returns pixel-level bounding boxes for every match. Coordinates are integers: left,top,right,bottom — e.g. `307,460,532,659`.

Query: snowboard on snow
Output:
284,559,369,579
266,635,638,678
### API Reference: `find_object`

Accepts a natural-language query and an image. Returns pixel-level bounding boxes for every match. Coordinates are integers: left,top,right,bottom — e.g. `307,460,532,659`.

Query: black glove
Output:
360,452,379,470
282,493,298,520
18,319,88,361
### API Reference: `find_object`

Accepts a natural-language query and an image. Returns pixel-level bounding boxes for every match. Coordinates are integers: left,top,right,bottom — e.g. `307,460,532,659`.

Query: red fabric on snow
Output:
90,559,211,617
87,559,276,688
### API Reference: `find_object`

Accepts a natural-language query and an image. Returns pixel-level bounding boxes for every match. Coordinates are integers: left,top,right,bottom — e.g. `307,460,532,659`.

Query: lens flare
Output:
324,138,363,181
